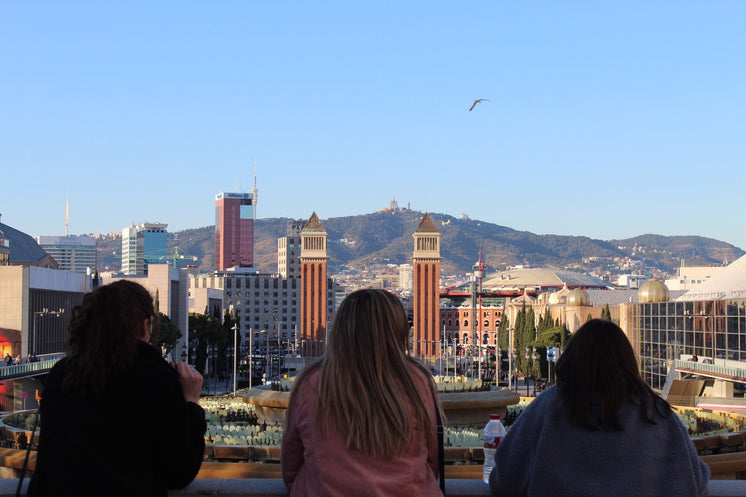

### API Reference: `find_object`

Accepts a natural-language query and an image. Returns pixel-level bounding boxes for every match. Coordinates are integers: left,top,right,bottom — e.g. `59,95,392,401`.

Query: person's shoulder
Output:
525,386,561,413
407,359,432,379
132,343,178,381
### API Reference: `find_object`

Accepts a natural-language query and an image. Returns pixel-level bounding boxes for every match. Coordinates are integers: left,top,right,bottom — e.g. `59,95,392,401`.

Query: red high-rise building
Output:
300,212,328,358
412,213,441,358
214,192,254,271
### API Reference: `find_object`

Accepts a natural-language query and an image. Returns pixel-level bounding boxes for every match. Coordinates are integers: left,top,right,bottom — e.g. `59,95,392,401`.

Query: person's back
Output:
281,289,443,497
282,363,440,497
29,281,206,497
491,387,708,497
489,319,709,497
32,343,205,497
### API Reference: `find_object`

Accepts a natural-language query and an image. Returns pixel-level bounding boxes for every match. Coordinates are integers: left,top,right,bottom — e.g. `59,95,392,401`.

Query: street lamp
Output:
33,308,65,357
232,323,238,397
507,327,515,391
525,347,531,396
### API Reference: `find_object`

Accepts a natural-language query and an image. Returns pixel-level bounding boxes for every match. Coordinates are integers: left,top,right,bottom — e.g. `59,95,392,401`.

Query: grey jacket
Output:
490,387,709,497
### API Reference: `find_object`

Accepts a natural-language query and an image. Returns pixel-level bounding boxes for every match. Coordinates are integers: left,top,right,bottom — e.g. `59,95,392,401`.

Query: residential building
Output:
37,235,96,274
188,270,337,356
278,220,304,278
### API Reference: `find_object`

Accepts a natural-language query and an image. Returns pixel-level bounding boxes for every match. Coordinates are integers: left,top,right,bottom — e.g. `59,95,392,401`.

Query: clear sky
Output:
2,2,744,250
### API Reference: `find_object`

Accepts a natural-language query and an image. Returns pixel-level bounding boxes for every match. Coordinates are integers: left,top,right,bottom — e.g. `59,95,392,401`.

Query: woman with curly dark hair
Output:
489,319,709,497
29,280,206,497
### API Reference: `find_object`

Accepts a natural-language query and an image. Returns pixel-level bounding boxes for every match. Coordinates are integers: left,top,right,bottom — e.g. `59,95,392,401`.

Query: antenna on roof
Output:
251,158,258,209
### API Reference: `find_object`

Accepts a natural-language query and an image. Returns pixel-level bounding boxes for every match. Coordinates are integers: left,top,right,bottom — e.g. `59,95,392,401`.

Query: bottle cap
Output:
489,414,500,420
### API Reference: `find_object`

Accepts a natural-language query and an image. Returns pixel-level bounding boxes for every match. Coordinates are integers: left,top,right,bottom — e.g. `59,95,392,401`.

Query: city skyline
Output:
2,2,744,250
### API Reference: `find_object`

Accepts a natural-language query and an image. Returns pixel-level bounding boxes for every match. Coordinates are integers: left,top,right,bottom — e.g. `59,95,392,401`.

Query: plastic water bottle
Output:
482,413,506,483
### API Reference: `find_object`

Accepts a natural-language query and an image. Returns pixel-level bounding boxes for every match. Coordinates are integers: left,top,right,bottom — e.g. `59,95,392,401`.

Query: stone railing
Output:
5,478,746,496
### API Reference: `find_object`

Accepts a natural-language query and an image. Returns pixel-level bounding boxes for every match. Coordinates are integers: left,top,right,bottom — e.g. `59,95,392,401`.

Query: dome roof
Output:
548,282,571,305
638,280,670,303
566,288,591,306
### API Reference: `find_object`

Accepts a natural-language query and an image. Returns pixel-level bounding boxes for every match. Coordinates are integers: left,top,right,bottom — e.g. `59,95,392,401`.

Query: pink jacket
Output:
281,365,441,497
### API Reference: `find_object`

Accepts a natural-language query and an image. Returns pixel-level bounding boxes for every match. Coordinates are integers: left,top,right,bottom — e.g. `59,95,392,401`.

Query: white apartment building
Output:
37,235,96,274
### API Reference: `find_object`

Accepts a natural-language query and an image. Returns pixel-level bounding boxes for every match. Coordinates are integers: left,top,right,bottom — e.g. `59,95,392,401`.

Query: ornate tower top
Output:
412,213,441,260
302,212,327,233
301,212,328,260
415,213,438,233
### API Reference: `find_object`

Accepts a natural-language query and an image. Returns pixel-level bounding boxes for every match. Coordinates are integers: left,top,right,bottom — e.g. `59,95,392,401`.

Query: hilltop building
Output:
37,235,96,274
121,222,168,276
215,191,255,271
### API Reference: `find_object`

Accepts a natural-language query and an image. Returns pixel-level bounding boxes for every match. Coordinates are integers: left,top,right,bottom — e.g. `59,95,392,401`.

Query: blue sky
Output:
2,2,744,251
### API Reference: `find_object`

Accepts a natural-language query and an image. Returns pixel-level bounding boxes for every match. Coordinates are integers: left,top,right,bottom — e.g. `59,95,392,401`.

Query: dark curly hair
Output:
555,319,671,431
63,280,156,396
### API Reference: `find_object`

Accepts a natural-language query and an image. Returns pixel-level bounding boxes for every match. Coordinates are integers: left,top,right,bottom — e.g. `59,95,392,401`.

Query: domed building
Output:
638,279,670,303
566,288,591,307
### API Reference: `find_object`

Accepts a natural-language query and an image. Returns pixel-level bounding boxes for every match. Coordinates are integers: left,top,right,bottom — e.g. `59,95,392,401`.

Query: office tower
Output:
121,222,168,276
412,213,441,358
214,191,255,271
278,220,304,278
300,212,328,358
37,235,96,274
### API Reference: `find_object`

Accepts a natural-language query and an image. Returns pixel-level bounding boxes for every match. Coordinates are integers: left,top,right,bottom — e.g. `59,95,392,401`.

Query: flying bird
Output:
469,99,490,111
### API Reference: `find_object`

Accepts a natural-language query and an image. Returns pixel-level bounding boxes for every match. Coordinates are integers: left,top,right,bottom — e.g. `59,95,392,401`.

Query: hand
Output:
175,362,203,404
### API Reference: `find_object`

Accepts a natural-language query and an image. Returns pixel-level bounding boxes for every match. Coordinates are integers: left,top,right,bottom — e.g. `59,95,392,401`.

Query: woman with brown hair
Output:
281,289,443,496
490,319,709,497
29,280,206,497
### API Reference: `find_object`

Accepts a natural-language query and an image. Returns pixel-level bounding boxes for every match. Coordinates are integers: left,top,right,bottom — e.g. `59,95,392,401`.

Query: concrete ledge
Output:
4,479,743,496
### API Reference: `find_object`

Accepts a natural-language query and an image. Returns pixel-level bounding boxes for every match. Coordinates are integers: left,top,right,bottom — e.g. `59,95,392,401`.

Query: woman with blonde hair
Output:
281,289,443,497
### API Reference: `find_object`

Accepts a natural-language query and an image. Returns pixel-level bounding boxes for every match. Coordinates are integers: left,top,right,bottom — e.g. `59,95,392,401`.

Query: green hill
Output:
95,210,744,276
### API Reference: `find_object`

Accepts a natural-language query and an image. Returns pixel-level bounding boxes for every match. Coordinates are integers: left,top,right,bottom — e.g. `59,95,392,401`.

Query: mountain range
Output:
95,209,744,276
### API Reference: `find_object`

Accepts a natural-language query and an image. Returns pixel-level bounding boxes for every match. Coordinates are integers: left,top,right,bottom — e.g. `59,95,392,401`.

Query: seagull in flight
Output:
469,99,490,111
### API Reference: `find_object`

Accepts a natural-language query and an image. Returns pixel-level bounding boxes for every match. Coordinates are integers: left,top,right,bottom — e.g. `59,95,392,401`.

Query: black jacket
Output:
29,342,206,497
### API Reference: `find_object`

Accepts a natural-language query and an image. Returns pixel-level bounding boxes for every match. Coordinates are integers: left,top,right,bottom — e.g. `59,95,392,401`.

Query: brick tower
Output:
412,213,441,358
300,212,328,358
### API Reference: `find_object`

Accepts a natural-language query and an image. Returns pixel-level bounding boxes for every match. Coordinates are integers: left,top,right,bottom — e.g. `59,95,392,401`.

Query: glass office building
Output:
637,299,746,390
631,255,746,391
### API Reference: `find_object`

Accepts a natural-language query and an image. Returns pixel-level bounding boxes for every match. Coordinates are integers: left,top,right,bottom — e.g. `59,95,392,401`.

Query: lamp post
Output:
33,308,65,357
525,347,531,396
232,323,238,397
507,327,515,391
530,346,538,395
254,330,267,386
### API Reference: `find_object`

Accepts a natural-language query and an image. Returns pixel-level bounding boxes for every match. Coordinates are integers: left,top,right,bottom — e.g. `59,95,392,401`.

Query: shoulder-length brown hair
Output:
555,318,670,431
290,289,435,458
63,280,155,396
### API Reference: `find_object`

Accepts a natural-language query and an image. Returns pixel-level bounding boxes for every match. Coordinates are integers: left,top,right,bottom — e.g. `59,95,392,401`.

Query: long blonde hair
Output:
290,289,435,458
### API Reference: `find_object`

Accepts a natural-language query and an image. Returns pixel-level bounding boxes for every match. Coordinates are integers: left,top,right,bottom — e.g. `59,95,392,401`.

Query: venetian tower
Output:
412,213,441,358
300,212,328,357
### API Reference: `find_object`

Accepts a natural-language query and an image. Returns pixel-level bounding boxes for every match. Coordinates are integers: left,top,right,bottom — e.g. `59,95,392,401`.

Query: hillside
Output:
96,210,744,276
